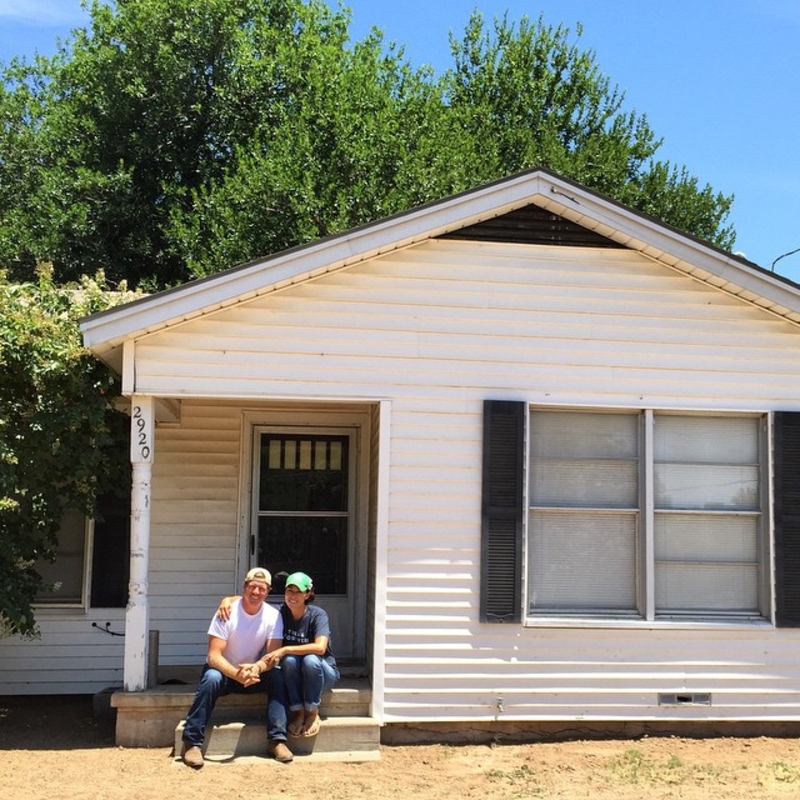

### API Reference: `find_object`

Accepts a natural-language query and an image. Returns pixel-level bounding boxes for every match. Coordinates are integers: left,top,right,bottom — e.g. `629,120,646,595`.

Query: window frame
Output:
34,495,130,611
524,406,771,628
34,512,93,609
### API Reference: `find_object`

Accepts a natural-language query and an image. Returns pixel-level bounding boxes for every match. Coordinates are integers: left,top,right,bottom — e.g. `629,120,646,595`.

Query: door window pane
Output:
259,435,348,512
257,516,347,594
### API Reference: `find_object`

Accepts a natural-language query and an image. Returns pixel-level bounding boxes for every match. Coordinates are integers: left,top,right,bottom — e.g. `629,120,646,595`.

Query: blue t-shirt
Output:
280,603,337,668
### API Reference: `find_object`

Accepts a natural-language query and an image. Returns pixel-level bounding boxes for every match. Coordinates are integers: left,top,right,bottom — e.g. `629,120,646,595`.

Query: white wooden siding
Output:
132,242,800,408
148,402,243,666
7,239,800,717
0,613,126,694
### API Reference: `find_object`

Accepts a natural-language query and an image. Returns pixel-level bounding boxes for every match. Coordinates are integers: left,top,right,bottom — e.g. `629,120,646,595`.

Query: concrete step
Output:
175,714,381,763
172,676,379,763
206,676,371,718
110,675,374,749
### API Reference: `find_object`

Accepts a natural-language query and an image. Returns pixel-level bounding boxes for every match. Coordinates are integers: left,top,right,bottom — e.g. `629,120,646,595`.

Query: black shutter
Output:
480,400,525,623
774,412,800,626
90,492,131,608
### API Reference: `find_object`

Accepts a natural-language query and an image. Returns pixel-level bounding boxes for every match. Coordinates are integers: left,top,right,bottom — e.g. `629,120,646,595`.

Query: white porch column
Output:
123,395,155,691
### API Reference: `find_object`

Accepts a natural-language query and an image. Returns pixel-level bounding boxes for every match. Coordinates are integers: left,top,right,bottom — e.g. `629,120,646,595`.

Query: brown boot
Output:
183,745,204,768
268,740,293,763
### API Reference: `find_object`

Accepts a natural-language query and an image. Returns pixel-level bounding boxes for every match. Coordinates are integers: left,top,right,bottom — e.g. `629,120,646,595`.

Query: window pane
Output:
655,464,759,510
656,562,759,612
655,514,758,562
259,434,349,512
35,508,86,604
257,516,347,594
531,411,639,459
528,511,637,611
654,416,759,462
528,411,639,614
530,412,639,508
653,415,762,616
531,460,638,507
91,493,131,608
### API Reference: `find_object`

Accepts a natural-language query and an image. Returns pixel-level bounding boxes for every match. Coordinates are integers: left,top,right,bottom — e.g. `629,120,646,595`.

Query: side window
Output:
528,410,639,614
653,415,761,615
35,493,130,609
35,508,89,605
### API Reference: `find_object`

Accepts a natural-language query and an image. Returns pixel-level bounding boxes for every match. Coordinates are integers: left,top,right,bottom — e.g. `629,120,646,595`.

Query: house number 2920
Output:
132,405,151,460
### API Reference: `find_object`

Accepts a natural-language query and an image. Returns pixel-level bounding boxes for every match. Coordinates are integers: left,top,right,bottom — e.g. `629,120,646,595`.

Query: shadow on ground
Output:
0,694,116,750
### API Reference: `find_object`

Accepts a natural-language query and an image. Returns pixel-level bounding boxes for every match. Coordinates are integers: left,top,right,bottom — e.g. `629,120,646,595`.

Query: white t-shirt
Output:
207,600,283,666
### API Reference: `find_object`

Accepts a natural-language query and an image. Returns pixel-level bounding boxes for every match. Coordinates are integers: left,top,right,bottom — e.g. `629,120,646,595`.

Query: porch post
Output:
124,394,155,691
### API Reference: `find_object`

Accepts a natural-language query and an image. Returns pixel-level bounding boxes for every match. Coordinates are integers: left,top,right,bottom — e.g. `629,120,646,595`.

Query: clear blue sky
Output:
2,1,799,281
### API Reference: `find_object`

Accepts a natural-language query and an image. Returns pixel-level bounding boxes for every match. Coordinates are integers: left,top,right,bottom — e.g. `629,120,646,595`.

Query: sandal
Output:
303,710,321,737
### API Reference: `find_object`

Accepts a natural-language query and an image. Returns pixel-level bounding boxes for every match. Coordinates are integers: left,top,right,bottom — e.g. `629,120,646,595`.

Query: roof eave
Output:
80,168,800,357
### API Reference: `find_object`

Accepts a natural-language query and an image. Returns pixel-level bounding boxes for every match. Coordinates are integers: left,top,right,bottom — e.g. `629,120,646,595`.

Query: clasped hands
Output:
234,653,280,687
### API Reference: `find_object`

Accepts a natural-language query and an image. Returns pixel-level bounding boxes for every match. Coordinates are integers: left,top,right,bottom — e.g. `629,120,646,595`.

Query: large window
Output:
527,409,766,621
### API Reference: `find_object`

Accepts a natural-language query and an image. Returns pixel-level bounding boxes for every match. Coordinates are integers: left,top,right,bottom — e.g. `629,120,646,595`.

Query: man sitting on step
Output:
181,567,294,767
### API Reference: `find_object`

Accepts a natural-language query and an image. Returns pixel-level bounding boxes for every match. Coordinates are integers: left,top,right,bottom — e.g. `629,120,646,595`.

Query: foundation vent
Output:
658,693,712,706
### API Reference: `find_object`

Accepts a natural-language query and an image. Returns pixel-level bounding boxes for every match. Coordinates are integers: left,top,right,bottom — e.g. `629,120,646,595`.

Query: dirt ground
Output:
2,696,800,799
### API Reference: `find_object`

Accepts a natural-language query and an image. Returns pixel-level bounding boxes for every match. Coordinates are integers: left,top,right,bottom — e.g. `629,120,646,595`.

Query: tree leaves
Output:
0,1,736,289
0,267,138,636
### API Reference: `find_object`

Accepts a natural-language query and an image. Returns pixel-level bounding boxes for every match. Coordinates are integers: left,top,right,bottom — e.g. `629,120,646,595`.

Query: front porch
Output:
107,665,379,762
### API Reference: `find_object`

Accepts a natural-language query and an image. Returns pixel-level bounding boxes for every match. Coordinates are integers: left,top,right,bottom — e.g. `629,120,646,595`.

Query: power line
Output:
771,247,800,272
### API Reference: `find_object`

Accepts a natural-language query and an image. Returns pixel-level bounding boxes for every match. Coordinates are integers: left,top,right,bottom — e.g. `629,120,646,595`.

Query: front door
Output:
251,427,359,658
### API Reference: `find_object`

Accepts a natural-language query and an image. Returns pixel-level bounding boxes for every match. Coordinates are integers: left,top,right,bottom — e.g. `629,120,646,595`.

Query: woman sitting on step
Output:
218,571,340,738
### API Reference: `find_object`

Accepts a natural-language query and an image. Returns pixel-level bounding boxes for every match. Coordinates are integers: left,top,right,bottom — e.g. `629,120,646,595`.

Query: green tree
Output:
0,1,735,287
441,14,734,246
1,0,358,287
0,267,138,636
169,11,735,275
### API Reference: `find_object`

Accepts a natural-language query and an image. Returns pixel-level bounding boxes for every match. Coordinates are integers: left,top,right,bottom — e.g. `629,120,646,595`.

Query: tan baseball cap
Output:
244,567,272,586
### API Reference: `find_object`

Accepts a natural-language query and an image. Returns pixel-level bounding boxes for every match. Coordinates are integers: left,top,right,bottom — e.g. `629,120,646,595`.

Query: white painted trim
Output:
124,395,154,691
767,412,777,626
643,410,655,620
370,399,391,723
122,339,135,394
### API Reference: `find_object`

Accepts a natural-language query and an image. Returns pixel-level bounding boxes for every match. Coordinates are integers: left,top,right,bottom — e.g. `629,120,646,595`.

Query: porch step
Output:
173,677,379,763
111,675,377,758
175,713,381,763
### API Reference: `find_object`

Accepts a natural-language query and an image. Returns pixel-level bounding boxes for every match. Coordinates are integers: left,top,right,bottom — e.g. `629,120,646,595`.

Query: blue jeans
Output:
281,655,339,712
182,663,288,747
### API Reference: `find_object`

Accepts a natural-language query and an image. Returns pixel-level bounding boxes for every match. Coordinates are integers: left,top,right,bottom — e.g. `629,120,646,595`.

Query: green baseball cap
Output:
285,571,313,592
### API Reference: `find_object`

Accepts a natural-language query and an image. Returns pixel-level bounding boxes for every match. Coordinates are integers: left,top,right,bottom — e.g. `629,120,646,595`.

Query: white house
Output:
3,168,800,738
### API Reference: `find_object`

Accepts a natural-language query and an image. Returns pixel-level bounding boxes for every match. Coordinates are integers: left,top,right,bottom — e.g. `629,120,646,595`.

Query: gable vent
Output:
438,203,624,248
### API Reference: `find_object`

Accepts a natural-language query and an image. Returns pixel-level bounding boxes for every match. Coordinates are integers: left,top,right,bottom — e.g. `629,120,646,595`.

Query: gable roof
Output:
80,167,800,371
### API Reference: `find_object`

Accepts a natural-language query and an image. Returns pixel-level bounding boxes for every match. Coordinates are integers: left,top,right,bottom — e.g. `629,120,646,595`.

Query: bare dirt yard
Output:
2,695,800,799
